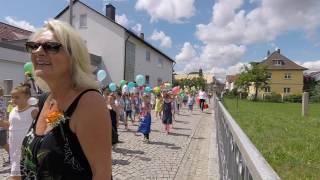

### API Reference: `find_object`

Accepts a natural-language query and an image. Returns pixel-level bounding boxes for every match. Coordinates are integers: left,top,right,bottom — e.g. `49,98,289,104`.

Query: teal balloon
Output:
135,74,145,86
128,82,135,92
109,83,117,92
97,70,107,82
24,62,33,73
144,86,152,93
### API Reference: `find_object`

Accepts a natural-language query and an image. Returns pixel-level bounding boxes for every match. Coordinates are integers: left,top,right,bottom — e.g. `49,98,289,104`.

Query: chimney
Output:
139,33,144,40
267,50,270,57
277,48,280,53
106,3,115,21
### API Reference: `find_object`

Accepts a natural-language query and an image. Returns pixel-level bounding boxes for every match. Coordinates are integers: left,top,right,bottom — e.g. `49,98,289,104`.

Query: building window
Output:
79,14,87,28
157,78,162,86
125,41,136,81
145,75,150,85
272,60,283,66
284,87,290,93
284,73,291,79
157,58,163,68
264,86,271,92
267,72,272,79
146,50,150,61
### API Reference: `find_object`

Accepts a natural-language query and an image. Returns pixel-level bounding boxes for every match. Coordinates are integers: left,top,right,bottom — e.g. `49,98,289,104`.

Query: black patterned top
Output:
20,89,99,180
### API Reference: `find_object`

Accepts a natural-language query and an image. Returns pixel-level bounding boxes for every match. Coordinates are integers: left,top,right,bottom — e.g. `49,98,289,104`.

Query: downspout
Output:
123,31,130,80
172,61,176,84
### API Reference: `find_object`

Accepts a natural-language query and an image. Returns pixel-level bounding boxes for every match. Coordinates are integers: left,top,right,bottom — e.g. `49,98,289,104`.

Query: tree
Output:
235,62,269,100
173,76,206,90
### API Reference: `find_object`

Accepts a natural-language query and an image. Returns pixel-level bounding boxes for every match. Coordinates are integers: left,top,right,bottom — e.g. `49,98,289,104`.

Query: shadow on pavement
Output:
175,120,190,124
173,127,191,130
168,132,190,137
148,141,181,150
112,159,130,165
192,137,206,140
113,147,144,155
0,168,10,174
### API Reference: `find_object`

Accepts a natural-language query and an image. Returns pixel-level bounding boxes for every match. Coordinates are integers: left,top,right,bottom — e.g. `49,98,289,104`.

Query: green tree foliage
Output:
173,76,206,90
235,62,269,100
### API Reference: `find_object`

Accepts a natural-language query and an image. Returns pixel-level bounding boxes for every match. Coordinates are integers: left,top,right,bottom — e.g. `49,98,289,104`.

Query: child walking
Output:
123,93,133,129
138,94,152,143
0,84,38,180
187,93,195,112
154,94,162,120
162,93,173,134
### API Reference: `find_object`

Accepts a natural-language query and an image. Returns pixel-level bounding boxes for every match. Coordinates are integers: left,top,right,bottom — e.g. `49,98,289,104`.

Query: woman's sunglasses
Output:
25,41,63,54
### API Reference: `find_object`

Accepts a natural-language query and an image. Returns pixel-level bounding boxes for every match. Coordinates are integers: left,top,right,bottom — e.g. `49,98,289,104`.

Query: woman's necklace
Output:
17,105,30,112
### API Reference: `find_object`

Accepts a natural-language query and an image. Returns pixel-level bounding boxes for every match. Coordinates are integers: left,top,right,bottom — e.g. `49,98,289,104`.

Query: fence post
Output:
302,92,309,117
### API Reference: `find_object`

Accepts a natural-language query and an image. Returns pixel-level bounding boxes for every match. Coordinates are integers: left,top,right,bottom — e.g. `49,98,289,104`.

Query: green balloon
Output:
120,80,127,86
24,62,33,73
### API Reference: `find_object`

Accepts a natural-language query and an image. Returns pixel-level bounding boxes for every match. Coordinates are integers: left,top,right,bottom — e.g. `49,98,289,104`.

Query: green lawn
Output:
223,98,320,180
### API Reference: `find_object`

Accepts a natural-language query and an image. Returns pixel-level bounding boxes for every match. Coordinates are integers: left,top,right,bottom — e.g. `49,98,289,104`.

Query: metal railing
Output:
214,97,281,180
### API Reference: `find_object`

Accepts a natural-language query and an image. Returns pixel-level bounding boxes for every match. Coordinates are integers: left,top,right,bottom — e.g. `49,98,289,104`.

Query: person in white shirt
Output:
198,89,207,112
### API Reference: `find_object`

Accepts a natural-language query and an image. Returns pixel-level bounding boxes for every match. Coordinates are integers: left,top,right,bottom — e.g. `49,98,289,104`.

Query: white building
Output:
55,1,175,87
0,42,29,88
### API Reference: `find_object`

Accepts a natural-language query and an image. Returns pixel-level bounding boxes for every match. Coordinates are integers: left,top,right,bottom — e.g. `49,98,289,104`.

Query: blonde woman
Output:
20,20,112,179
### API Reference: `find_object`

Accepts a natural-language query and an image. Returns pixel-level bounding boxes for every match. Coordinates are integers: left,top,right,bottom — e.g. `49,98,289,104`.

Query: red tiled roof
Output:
261,50,307,70
0,22,32,41
225,74,239,83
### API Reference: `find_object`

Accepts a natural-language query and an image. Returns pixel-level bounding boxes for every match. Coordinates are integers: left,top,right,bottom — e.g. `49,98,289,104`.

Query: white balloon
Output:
28,97,39,106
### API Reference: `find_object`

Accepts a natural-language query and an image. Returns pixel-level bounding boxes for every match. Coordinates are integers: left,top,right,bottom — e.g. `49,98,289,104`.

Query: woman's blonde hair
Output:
29,20,99,91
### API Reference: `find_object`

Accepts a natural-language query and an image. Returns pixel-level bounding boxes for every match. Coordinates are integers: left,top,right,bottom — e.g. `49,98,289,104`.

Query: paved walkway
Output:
0,104,219,180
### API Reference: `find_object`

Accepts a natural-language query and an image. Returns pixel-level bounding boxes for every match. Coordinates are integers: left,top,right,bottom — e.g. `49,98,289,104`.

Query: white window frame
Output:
79,14,87,28
157,58,163,68
283,87,290,93
145,75,150,85
146,50,150,61
267,72,272,79
284,73,291,80
157,78,162,86
265,86,271,93
272,60,283,66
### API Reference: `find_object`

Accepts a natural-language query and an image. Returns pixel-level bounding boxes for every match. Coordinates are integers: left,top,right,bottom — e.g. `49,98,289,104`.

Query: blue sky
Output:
1,0,320,80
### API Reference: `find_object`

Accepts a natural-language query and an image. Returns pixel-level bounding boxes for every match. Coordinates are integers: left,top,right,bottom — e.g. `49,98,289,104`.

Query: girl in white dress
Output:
0,84,38,180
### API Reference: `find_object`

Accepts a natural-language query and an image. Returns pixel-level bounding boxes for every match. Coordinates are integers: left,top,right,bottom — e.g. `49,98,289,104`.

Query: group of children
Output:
103,87,200,145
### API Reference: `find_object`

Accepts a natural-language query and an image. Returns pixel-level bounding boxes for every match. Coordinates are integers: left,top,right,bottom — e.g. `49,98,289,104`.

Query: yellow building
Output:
249,49,307,98
174,71,215,84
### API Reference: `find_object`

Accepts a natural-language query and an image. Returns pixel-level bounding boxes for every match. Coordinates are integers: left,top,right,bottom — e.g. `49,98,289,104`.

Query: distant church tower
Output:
199,68,203,77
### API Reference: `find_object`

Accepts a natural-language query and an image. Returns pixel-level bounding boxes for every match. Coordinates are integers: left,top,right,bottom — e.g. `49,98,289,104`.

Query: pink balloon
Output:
172,86,180,95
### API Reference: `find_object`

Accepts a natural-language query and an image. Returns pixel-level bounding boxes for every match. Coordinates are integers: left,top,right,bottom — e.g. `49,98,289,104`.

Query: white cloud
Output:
150,30,172,48
132,23,142,33
135,0,196,23
5,16,36,31
115,14,129,27
299,60,320,72
175,42,197,64
174,0,320,81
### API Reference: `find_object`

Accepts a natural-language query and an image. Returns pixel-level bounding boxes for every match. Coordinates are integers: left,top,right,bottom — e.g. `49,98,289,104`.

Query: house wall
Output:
268,70,304,94
57,2,126,84
0,46,29,88
129,36,173,87
249,69,304,97
57,2,174,86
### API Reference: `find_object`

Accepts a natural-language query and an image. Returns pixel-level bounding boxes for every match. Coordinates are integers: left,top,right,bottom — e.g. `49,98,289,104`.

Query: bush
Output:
239,91,248,99
284,94,302,103
264,92,282,102
310,95,320,103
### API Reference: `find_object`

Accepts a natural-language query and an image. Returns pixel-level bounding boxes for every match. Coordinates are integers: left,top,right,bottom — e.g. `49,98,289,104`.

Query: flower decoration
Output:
46,111,66,128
